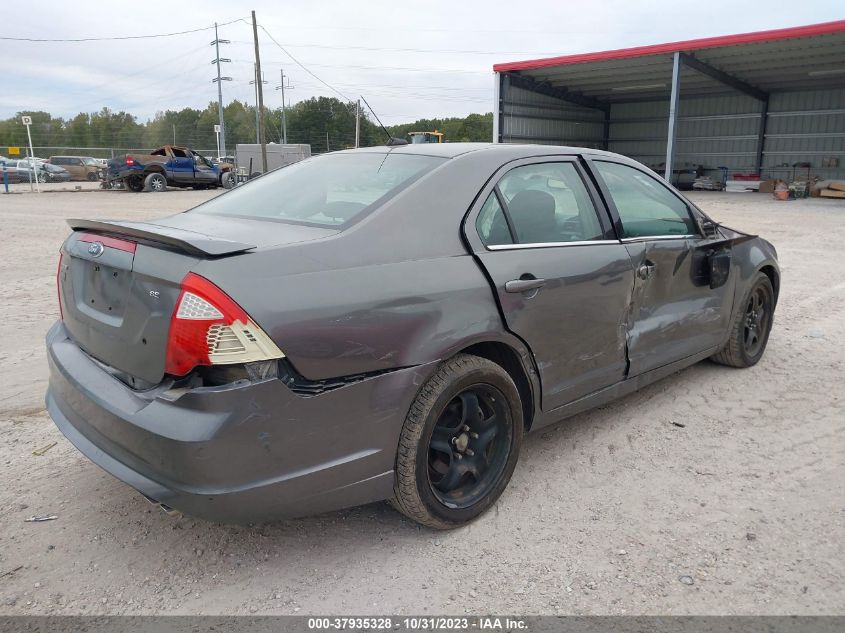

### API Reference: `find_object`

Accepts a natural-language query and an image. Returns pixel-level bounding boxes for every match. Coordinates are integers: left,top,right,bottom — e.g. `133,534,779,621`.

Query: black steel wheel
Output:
392,354,523,529
742,284,771,358
711,272,775,368
86,172,98,181
427,386,512,509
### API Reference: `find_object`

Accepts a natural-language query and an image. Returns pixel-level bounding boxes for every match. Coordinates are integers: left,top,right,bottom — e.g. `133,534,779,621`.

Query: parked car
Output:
47,156,102,181
105,145,235,192
1,159,46,183
46,144,779,529
0,161,26,183
40,163,72,183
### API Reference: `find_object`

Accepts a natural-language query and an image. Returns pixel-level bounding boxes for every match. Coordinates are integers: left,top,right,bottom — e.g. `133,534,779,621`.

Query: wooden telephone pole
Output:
251,10,268,173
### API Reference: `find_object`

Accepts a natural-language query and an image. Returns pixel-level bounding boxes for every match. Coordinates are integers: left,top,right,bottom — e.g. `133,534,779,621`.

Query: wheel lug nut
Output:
455,453,463,460
470,432,479,439
465,449,474,456
463,425,470,432
451,437,457,444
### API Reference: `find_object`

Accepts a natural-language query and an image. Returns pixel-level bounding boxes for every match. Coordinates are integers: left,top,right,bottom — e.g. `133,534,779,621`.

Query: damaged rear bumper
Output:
45,322,431,523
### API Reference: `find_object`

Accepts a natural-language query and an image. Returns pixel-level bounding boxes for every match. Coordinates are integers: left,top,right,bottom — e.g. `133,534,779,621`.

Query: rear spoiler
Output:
67,219,256,257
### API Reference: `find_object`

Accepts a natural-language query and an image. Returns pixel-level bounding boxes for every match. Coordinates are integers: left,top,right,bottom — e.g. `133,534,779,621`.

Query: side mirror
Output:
709,251,731,289
700,218,719,238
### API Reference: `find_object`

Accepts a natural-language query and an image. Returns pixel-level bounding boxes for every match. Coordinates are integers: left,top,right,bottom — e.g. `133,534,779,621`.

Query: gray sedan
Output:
46,144,778,529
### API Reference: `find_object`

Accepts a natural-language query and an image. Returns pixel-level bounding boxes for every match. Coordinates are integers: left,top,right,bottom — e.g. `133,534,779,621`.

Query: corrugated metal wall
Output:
609,94,763,174
501,83,605,148
501,80,845,180
765,88,845,180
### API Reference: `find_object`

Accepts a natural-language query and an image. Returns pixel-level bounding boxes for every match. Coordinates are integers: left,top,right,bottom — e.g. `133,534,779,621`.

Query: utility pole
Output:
248,64,267,144
274,68,293,144
211,23,232,157
251,10,267,173
172,123,176,145
355,99,360,148
326,130,330,153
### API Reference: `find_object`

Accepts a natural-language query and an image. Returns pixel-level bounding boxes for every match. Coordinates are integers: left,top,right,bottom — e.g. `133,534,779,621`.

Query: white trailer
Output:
234,143,311,177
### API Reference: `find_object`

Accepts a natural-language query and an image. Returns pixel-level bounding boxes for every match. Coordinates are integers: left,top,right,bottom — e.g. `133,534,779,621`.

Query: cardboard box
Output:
819,189,845,198
759,179,784,194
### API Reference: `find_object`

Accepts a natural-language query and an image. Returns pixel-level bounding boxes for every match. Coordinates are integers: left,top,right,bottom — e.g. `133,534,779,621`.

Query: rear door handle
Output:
637,262,656,280
505,278,546,293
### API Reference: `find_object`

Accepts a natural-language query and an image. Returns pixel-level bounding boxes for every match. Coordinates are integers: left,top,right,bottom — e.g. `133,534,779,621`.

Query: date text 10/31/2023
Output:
307,617,528,630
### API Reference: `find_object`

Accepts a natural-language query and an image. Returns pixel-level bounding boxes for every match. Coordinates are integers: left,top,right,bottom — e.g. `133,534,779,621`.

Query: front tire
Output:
711,272,775,367
392,354,523,529
221,172,236,189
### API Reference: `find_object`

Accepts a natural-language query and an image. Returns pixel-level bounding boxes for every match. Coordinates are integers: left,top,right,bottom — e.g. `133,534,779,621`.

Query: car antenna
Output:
360,95,408,146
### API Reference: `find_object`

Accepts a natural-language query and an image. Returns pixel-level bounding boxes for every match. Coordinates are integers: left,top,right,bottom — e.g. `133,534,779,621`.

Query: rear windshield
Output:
191,152,445,227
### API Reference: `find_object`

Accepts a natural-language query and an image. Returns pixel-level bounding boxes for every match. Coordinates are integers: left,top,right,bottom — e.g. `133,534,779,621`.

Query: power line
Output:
262,42,562,56
256,24,351,102
0,17,247,42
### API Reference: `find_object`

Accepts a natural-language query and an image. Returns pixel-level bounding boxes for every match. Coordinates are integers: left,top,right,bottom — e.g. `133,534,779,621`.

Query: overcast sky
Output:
1,0,842,125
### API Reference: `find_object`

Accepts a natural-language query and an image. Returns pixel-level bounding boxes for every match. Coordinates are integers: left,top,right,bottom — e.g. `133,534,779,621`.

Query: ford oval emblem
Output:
87,241,105,257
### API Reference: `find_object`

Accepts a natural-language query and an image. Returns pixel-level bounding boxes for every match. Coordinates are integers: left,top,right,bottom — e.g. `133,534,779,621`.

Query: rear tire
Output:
125,175,144,192
86,172,98,182
144,172,167,193
391,354,523,529
221,172,236,189
711,272,775,368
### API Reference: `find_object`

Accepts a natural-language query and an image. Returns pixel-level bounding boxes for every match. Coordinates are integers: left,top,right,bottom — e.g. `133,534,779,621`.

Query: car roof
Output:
336,142,625,161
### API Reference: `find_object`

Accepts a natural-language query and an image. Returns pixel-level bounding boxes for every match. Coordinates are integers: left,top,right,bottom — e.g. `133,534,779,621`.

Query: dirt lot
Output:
0,187,842,616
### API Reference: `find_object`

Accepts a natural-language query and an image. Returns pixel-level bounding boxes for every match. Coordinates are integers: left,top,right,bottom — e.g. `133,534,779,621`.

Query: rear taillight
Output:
125,155,135,166
164,273,283,376
56,252,64,320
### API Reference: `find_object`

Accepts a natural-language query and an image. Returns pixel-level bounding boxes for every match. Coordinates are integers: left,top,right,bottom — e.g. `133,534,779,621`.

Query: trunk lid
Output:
59,217,337,387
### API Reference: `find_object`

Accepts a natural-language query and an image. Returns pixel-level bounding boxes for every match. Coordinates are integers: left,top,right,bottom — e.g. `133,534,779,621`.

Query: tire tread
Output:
391,354,516,530
711,272,773,368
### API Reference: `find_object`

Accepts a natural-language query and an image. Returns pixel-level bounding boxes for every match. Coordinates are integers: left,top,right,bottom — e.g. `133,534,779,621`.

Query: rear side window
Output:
476,193,513,246
477,162,603,246
594,161,696,238
192,153,445,227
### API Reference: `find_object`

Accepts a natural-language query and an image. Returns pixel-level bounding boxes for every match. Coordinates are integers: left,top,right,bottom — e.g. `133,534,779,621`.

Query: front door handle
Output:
637,262,656,280
505,277,546,293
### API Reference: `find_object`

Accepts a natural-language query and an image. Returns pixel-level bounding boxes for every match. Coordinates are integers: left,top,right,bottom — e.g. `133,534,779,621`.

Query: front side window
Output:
477,162,603,246
192,152,445,228
594,161,696,238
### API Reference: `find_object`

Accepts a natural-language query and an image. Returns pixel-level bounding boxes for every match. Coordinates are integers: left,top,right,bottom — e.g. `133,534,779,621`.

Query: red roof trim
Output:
493,20,845,73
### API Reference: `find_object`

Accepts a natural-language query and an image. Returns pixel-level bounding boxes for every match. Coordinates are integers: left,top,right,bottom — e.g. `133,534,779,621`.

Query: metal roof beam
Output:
679,53,768,101
506,72,609,113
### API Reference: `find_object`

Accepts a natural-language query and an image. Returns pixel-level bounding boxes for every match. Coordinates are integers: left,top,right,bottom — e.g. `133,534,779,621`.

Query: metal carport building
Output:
492,20,845,185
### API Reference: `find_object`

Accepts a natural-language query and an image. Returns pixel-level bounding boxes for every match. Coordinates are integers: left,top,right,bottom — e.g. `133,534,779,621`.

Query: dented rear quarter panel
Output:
189,147,536,382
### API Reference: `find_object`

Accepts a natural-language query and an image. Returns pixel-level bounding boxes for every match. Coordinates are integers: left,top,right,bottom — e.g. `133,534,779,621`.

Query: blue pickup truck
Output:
106,145,235,192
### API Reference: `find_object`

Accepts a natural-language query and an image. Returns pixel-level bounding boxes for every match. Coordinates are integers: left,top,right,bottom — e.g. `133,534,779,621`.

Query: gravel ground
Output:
0,187,843,615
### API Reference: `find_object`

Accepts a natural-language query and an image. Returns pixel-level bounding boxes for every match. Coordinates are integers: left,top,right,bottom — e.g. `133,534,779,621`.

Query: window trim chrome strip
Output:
620,234,696,243
486,239,621,251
